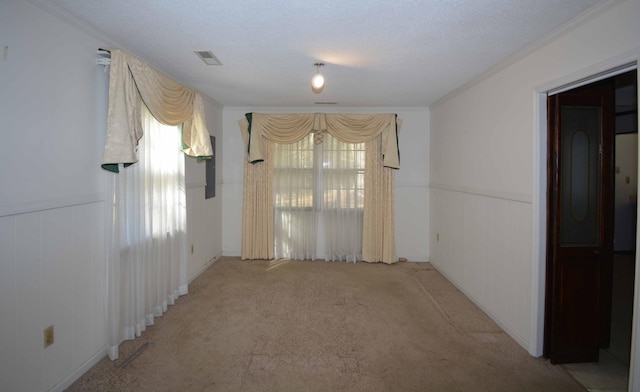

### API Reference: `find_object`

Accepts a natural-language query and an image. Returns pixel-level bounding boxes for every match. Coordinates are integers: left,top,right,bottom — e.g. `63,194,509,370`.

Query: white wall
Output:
186,97,224,281
0,1,110,391
221,107,430,261
0,1,223,390
615,133,638,252
429,0,639,365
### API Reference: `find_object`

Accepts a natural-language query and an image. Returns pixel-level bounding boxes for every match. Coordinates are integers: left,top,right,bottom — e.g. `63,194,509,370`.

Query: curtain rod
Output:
97,48,111,66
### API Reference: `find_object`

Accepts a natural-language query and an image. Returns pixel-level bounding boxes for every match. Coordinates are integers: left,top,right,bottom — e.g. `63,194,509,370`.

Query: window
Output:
140,108,185,239
273,133,365,261
321,133,365,209
107,105,187,359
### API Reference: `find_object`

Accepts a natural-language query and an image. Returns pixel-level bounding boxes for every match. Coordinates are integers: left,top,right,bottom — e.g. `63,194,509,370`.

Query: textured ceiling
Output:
37,0,602,107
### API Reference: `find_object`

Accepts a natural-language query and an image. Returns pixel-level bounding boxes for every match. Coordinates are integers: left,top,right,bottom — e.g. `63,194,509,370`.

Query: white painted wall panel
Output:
615,133,638,251
186,185,218,280
430,187,532,347
0,216,18,392
1,1,223,390
0,0,108,210
91,204,107,355
0,1,111,390
14,212,44,392
71,204,97,368
395,186,429,261
0,203,107,391
430,0,639,356
221,180,244,256
41,208,74,389
185,96,223,282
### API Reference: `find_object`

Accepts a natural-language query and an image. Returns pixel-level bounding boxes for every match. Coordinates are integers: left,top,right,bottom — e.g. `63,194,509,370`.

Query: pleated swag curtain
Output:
239,112,401,264
101,48,213,172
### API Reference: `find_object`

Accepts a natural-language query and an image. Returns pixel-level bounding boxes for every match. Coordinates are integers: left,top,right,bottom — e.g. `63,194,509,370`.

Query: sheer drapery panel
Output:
321,134,364,262
106,106,187,360
272,133,364,261
273,134,317,260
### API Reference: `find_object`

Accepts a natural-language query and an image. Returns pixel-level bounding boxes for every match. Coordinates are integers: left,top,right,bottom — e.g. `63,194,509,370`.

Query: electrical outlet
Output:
44,325,54,348
436,233,440,242
190,244,194,254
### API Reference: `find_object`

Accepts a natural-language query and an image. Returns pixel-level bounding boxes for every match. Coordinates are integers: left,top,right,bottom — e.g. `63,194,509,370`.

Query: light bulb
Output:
311,62,325,93
312,73,325,89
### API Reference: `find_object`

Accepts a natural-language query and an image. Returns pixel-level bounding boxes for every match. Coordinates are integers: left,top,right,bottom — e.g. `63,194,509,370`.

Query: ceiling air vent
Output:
194,51,222,66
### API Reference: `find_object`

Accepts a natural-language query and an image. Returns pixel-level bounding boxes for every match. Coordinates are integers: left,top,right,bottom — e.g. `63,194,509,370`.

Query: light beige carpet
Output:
67,257,585,391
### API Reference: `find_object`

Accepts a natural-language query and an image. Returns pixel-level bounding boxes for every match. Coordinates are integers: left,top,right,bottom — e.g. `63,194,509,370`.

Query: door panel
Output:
544,80,614,364
553,259,600,363
560,106,601,246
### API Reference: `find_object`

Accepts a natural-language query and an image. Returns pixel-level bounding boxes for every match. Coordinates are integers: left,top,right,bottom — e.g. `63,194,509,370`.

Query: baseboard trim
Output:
189,252,223,283
429,261,530,352
49,346,107,392
399,255,430,262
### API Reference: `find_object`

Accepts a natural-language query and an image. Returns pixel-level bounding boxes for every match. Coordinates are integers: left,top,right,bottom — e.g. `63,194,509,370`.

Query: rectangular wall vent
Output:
195,51,222,66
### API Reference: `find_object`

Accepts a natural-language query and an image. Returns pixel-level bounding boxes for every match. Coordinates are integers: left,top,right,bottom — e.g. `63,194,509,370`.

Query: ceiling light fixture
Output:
311,62,325,93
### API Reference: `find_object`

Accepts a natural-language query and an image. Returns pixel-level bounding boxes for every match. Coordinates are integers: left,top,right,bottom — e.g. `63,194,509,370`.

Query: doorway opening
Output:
544,69,637,388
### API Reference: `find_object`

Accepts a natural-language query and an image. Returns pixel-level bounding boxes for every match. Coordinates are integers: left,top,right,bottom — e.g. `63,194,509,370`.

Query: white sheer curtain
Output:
273,133,364,262
273,133,317,260
322,134,364,262
106,105,187,360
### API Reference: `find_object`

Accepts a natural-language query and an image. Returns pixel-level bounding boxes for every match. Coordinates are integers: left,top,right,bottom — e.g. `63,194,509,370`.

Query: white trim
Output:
547,62,637,96
429,263,529,350
222,250,242,258
0,193,106,217
629,63,640,392
535,50,639,95
399,255,429,262
49,347,107,392
429,183,531,204
431,0,621,109
530,91,548,356
188,253,222,284
27,0,117,44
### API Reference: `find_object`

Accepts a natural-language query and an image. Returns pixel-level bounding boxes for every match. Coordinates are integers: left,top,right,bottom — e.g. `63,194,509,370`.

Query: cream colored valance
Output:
101,49,213,172
239,112,401,169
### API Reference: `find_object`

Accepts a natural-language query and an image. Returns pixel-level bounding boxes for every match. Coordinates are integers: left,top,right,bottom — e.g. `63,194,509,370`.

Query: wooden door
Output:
544,79,615,364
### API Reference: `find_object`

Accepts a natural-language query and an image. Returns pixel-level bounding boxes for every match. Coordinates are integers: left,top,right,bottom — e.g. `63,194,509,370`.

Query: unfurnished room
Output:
1,1,639,391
